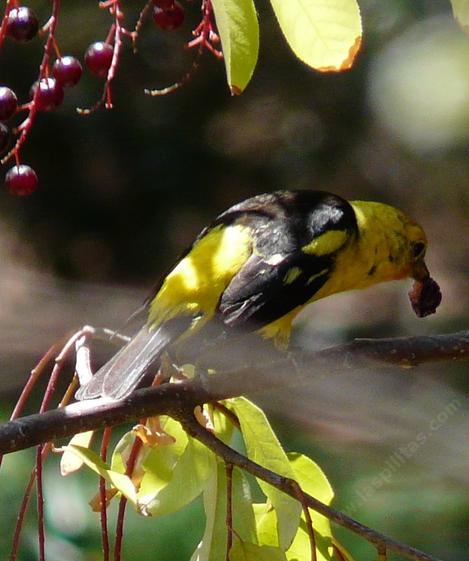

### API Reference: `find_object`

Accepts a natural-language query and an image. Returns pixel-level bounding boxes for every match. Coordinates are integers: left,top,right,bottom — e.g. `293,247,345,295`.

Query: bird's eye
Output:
412,241,426,260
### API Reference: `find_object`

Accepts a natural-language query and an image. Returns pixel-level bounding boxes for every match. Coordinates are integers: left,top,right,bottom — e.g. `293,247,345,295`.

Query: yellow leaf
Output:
269,0,362,72
65,444,137,505
60,431,94,476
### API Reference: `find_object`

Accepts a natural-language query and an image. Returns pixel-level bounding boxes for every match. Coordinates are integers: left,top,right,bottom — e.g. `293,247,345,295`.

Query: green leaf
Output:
110,431,136,474
139,435,213,516
254,453,335,561
230,398,301,550
190,461,220,561
451,0,469,33
211,404,234,445
269,0,362,72
286,453,334,561
65,444,137,504
230,542,288,561
190,458,257,561
288,453,333,537
211,0,259,94
254,502,280,547
137,441,180,499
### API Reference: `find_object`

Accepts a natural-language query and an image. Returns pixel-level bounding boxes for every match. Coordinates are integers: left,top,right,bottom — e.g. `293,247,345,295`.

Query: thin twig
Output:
36,445,45,561
213,402,240,429
114,435,142,561
225,462,233,561
10,469,36,561
131,0,152,52
179,412,444,561
100,427,113,561
378,544,387,561
291,480,317,561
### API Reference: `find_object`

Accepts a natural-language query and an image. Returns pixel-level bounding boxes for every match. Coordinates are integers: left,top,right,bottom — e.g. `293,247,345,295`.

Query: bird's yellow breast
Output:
149,224,252,329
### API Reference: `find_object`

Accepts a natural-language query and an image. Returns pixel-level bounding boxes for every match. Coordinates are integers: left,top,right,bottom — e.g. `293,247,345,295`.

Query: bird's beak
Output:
411,259,430,282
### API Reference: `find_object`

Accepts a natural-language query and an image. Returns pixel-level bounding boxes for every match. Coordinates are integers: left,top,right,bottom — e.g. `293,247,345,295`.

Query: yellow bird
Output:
76,190,440,400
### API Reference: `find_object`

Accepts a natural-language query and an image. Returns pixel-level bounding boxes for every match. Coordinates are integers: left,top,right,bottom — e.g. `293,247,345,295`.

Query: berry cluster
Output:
0,51,83,194
0,4,85,194
1,0,221,195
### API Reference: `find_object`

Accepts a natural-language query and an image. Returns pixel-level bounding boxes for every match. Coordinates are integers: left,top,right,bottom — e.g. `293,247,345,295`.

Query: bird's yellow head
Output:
350,200,430,284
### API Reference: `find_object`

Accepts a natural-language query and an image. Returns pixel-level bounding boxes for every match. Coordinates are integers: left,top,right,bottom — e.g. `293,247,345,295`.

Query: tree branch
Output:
1,330,467,561
1,330,468,455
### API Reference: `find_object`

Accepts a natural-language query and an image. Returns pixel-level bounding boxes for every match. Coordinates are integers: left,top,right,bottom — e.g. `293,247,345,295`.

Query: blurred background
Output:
0,0,468,559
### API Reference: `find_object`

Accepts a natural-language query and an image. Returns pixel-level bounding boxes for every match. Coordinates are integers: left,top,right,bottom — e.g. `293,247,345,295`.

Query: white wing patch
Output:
266,253,285,266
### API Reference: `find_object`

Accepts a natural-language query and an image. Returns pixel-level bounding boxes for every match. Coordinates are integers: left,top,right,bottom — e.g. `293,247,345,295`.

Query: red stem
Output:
100,428,113,561
36,445,46,561
8,328,92,559
104,6,123,109
132,0,152,52
225,462,233,561
114,437,142,561
0,341,62,470
10,468,36,561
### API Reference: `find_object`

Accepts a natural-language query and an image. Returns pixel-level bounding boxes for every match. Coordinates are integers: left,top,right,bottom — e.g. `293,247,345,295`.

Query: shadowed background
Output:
0,0,468,559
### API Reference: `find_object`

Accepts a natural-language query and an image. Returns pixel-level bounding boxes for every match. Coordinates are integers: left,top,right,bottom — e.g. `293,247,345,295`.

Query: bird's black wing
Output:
218,190,357,329
218,251,333,328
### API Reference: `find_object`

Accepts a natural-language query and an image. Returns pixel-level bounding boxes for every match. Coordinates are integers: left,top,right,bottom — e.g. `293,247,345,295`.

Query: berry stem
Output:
145,0,221,97
144,50,203,96
51,35,62,58
186,0,222,58
132,0,152,53
78,2,124,115
105,7,123,109
104,21,116,45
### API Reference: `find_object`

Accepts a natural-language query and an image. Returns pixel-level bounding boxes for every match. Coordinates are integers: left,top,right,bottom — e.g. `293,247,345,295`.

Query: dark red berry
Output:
0,87,18,121
5,164,38,196
30,77,64,112
6,6,39,42
409,277,442,318
84,42,113,78
152,1,185,30
53,56,83,87
0,123,10,153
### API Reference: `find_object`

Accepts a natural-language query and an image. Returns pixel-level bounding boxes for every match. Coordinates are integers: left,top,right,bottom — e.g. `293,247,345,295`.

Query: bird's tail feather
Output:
75,317,192,401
